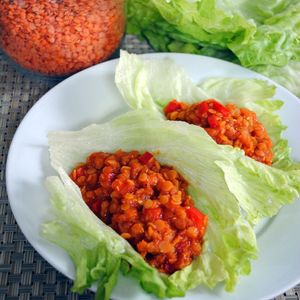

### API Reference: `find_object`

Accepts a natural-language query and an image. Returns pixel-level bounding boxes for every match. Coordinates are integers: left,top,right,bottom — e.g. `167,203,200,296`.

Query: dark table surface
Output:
0,35,299,300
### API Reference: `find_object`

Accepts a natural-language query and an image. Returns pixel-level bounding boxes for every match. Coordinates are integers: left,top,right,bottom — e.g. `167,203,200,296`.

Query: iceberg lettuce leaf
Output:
252,61,300,99
44,109,300,298
115,51,209,111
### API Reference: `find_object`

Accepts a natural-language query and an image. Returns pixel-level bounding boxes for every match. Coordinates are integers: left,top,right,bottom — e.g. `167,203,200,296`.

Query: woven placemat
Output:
0,35,299,300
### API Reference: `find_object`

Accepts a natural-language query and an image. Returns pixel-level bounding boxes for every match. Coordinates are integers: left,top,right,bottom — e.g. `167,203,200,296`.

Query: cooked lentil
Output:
0,0,125,76
70,150,208,274
164,99,273,165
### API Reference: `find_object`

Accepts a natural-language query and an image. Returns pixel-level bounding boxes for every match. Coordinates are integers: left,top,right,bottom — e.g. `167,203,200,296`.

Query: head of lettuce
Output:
126,0,300,98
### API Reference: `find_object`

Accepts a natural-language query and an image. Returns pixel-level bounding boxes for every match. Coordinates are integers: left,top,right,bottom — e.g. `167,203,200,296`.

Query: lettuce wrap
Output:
115,51,300,171
42,52,300,299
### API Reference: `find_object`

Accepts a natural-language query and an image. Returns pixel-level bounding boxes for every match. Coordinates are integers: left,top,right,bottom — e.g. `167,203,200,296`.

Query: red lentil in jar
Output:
0,0,125,76
164,99,273,165
70,150,208,274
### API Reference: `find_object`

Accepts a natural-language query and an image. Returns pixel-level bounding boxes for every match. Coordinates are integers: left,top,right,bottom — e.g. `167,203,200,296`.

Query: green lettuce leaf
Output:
126,0,300,96
44,109,300,298
43,167,185,299
116,51,299,170
115,50,209,111
252,61,300,99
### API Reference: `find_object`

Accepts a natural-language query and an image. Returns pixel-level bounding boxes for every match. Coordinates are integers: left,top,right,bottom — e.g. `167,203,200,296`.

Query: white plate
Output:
6,53,300,300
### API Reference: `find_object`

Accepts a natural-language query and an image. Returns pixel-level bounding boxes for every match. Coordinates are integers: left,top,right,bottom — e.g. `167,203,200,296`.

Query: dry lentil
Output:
70,150,208,274
0,0,125,76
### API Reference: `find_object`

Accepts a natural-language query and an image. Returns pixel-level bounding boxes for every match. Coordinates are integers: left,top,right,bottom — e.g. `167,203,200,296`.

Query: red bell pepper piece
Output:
197,99,229,117
164,99,182,113
210,100,229,117
197,101,209,115
139,152,153,164
186,206,208,236
207,115,219,128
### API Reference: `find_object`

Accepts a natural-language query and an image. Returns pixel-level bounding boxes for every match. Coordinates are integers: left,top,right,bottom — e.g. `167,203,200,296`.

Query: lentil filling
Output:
164,99,273,165
70,150,208,274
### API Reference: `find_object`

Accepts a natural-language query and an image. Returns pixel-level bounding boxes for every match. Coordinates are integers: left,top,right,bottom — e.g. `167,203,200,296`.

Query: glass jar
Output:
0,0,125,76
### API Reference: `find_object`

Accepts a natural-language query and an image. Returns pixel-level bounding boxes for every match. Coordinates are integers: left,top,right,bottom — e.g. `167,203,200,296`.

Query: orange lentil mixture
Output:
0,0,125,76
164,99,273,165
70,150,208,274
